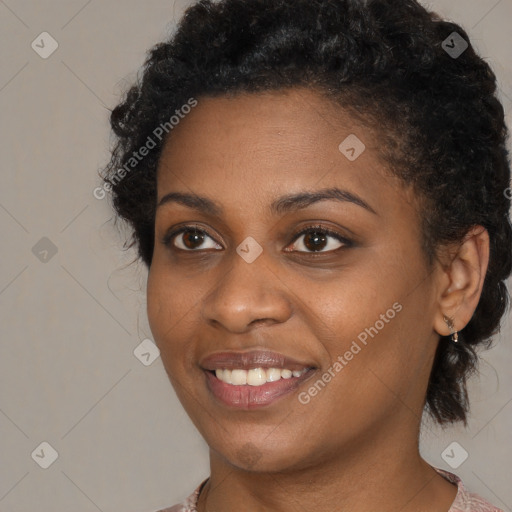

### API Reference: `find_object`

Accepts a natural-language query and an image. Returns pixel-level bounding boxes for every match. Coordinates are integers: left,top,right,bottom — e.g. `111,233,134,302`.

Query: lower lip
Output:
204,369,316,409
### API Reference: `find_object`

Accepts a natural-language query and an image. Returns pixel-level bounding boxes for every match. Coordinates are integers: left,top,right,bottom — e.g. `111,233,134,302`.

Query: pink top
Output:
155,468,503,512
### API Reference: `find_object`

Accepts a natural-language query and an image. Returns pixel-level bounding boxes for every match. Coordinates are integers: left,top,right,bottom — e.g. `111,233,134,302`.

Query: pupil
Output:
184,230,204,249
305,231,326,251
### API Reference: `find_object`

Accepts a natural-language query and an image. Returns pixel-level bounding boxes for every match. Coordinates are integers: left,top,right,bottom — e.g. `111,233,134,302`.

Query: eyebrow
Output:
157,187,377,216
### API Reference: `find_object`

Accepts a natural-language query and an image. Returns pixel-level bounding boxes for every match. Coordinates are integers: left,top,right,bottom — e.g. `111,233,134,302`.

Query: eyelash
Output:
161,223,353,254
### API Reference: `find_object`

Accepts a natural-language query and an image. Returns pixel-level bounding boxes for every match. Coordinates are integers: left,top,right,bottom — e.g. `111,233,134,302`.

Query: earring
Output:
443,315,459,343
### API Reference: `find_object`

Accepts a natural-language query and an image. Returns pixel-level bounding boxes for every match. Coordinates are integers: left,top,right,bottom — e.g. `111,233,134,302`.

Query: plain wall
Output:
1,1,511,511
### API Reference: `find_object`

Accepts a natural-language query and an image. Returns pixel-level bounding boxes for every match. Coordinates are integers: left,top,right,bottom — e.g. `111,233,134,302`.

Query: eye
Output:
162,223,352,253
162,225,222,251
286,225,351,253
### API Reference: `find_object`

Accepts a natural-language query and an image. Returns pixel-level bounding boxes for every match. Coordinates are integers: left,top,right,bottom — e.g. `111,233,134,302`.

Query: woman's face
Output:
147,88,444,472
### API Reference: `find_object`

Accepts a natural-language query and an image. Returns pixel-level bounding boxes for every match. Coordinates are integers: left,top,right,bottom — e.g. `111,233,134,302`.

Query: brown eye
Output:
163,226,222,251
287,226,350,253
303,231,329,251
182,229,206,250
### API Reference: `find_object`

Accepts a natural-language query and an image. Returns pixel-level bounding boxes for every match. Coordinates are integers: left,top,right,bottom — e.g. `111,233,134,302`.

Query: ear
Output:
433,226,490,337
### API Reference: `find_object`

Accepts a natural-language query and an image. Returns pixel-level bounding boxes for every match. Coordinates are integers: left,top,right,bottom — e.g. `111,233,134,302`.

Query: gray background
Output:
0,1,511,511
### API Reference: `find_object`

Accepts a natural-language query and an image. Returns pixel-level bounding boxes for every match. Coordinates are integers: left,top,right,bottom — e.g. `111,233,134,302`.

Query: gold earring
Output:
443,315,459,343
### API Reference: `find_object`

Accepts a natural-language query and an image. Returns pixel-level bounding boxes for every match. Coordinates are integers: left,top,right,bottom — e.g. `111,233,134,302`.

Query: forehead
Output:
159,88,368,160
155,88,407,216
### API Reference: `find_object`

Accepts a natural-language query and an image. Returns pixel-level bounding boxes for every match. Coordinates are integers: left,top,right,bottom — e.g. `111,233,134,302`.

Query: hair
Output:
101,0,512,425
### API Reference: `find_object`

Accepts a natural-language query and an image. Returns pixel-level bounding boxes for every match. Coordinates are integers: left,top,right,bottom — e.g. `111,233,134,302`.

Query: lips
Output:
200,349,315,372
200,349,318,409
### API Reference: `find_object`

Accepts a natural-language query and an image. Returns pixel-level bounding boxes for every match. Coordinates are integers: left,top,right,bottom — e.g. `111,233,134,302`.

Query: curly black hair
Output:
101,0,512,425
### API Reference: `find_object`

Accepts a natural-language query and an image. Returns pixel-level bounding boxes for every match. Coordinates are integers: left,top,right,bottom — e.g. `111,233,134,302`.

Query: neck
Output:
196,418,457,512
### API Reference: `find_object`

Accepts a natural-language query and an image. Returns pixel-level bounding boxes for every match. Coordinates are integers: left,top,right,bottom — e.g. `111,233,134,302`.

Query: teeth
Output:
231,369,247,385
266,368,282,382
222,369,232,384
213,367,308,386
281,369,292,379
247,368,266,386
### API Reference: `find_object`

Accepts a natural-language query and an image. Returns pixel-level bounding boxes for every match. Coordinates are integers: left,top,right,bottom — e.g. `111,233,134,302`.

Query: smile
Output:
213,367,309,386
204,367,316,409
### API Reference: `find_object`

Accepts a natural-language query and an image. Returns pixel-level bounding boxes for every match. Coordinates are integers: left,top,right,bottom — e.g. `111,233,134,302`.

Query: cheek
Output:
146,267,187,355
147,263,193,327
146,268,169,342
307,254,432,393
146,265,208,369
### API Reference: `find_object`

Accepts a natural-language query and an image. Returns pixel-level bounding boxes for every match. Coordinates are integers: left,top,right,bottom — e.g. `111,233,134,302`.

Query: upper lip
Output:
200,350,316,371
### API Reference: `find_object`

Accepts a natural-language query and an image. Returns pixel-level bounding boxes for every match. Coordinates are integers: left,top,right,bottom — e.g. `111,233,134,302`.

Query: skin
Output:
146,87,489,512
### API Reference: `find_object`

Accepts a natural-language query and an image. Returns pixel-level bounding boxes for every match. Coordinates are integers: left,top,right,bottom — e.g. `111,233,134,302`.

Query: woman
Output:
101,0,511,510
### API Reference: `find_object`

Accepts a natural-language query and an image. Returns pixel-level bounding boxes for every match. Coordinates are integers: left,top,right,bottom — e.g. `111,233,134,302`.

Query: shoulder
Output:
152,478,209,512
154,506,185,512
434,467,504,512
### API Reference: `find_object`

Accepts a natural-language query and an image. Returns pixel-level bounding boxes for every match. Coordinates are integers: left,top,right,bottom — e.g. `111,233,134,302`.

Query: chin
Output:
213,435,316,473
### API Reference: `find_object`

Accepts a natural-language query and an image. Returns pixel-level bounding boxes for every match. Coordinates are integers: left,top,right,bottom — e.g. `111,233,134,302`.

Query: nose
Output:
201,248,293,333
